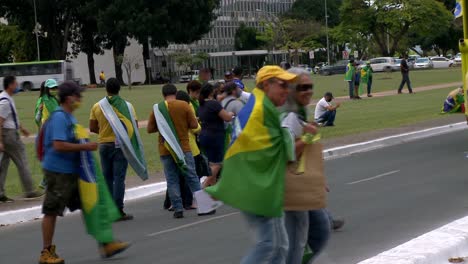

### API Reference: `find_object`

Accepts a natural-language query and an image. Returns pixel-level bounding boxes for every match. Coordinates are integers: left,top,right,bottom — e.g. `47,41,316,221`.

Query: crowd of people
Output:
0,63,350,264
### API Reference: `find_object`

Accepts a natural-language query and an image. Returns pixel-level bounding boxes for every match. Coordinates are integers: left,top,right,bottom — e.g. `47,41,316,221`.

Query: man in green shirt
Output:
344,59,356,99
359,62,373,97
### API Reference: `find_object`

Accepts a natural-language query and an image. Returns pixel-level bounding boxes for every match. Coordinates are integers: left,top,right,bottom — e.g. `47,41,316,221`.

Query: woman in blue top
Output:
197,83,234,187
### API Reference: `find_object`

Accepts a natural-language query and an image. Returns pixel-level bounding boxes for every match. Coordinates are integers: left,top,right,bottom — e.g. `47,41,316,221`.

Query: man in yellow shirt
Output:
89,78,136,221
99,71,106,86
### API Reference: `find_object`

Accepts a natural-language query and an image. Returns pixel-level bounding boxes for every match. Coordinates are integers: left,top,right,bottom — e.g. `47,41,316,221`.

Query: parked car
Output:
313,62,327,74
414,57,434,69
369,57,397,72
430,57,453,68
454,53,462,65
318,60,348,75
394,58,402,69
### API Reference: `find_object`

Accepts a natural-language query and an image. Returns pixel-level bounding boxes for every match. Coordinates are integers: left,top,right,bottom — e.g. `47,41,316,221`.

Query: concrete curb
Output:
357,216,468,264
1,121,466,227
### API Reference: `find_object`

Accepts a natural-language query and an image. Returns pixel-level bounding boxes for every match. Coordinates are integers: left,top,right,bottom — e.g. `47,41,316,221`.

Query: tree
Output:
119,54,140,90
286,0,343,27
338,0,453,56
0,24,34,62
0,0,79,60
70,1,106,84
128,0,220,83
235,23,262,50
171,51,210,72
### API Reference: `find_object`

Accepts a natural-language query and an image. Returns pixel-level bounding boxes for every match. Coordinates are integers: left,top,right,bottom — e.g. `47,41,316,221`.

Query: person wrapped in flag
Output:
206,66,297,264
35,79,60,189
89,78,148,221
38,81,129,264
147,84,215,219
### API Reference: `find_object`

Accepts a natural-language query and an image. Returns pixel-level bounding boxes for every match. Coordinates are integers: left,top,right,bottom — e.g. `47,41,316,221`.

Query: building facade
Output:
151,0,295,80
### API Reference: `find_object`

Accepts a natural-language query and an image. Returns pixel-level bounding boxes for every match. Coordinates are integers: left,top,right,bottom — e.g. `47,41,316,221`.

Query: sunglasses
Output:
296,84,314,92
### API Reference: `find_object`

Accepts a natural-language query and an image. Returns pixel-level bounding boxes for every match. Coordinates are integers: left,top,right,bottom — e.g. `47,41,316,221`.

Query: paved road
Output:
2,130,468,264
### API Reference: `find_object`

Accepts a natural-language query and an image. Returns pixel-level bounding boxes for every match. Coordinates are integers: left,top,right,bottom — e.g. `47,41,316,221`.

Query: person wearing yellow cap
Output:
206,65,297,264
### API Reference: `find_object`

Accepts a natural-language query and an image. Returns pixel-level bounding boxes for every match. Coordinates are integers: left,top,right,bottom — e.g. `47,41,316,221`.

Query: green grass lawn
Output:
2,68,463,197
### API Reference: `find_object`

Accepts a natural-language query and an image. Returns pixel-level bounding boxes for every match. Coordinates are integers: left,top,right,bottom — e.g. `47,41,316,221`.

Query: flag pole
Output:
460,0,468,119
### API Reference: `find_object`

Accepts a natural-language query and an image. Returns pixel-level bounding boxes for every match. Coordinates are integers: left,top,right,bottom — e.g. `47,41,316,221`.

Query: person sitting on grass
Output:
441,87,465,114
314,92,341,127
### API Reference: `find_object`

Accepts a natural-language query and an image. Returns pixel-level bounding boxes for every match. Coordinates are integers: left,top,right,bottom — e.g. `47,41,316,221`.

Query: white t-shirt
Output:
314,97,331,120
0,91,19,129
239,91,251,104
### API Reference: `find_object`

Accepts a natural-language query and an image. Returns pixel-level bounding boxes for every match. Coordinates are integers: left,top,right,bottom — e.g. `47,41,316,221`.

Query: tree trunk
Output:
61,12,72,59
87,52,97,84
142,40,150,84
113,38,127,84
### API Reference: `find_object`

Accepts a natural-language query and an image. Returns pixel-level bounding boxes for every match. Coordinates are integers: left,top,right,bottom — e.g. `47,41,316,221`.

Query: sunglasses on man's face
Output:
296,84,314,92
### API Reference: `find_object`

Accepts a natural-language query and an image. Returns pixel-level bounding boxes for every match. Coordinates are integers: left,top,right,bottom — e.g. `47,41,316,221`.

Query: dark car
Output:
318,60,349,76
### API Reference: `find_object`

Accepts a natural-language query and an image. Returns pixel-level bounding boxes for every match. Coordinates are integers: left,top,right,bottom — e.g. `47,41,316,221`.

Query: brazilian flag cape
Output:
34,95,59,128
206,88,294,217
99,96,148,180
75,124,120,243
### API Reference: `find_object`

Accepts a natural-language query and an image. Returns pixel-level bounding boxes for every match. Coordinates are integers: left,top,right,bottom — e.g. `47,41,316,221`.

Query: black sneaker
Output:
117,210,134,221
173,211,184,219
24,191,44,200
198,209,216,216
0,195,14,203
332,218,345,231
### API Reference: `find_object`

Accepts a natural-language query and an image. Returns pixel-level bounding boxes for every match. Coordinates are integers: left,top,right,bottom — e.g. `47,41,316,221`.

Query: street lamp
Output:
324,0,330,65
33,0,40,61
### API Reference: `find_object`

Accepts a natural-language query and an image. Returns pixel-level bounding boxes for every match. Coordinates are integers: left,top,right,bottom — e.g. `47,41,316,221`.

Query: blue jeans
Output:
316,110,336,126
398,73,413,93
99,143,128,210
160,152,201,212
348,81,354,98
285,211,309,264
241,212,289,264
307,209,331,262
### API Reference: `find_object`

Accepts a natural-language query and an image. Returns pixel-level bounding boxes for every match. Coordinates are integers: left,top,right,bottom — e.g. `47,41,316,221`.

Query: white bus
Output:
0,60,74,91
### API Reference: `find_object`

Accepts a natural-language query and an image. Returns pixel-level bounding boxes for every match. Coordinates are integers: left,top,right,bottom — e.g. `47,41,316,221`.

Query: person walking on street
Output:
345,59,356,99
147,84,215,219
206,66,297,264
89,78,148,221
198,83,235,186
398,56,413,94
39,81,129,264
359,62,373,97
0,76,43,202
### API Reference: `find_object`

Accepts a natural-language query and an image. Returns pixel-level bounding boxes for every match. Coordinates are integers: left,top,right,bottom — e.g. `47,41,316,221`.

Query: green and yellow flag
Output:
206,88,294,217
34,95,59,128
99,96,148,180
75,125,120,243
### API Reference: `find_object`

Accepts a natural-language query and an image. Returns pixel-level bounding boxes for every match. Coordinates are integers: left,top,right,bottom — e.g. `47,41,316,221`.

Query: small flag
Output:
455,0,462,19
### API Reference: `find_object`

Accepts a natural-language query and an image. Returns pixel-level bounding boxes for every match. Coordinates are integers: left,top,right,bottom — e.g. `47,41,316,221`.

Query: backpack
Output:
35,110,73,161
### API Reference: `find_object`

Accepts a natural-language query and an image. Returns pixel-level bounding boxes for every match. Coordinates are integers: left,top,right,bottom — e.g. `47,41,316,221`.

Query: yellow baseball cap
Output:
256,66,297,85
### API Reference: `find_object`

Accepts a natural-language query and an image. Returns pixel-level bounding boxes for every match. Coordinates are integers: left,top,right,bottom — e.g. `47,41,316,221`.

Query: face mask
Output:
13,86,20,94
71,100,81,110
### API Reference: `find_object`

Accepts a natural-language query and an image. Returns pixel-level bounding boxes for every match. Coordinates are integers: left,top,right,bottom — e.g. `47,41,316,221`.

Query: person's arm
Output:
218,109,234,122
294,123,318,158
186,105,199,129
147,112,158,134
89,120,99,134
19,124,30,137
53,141,97,152
325,102,340,111
0,117,4,152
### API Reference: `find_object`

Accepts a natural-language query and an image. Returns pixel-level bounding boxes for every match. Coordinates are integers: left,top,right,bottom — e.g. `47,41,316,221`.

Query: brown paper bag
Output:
284,143,327,211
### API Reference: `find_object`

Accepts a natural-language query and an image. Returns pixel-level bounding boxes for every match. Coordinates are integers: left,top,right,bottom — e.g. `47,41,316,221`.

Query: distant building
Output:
151,0,296,80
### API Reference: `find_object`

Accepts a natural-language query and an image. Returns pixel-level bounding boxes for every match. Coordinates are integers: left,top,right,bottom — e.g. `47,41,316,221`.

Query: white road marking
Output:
147,212,240,237
347,170,400,185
